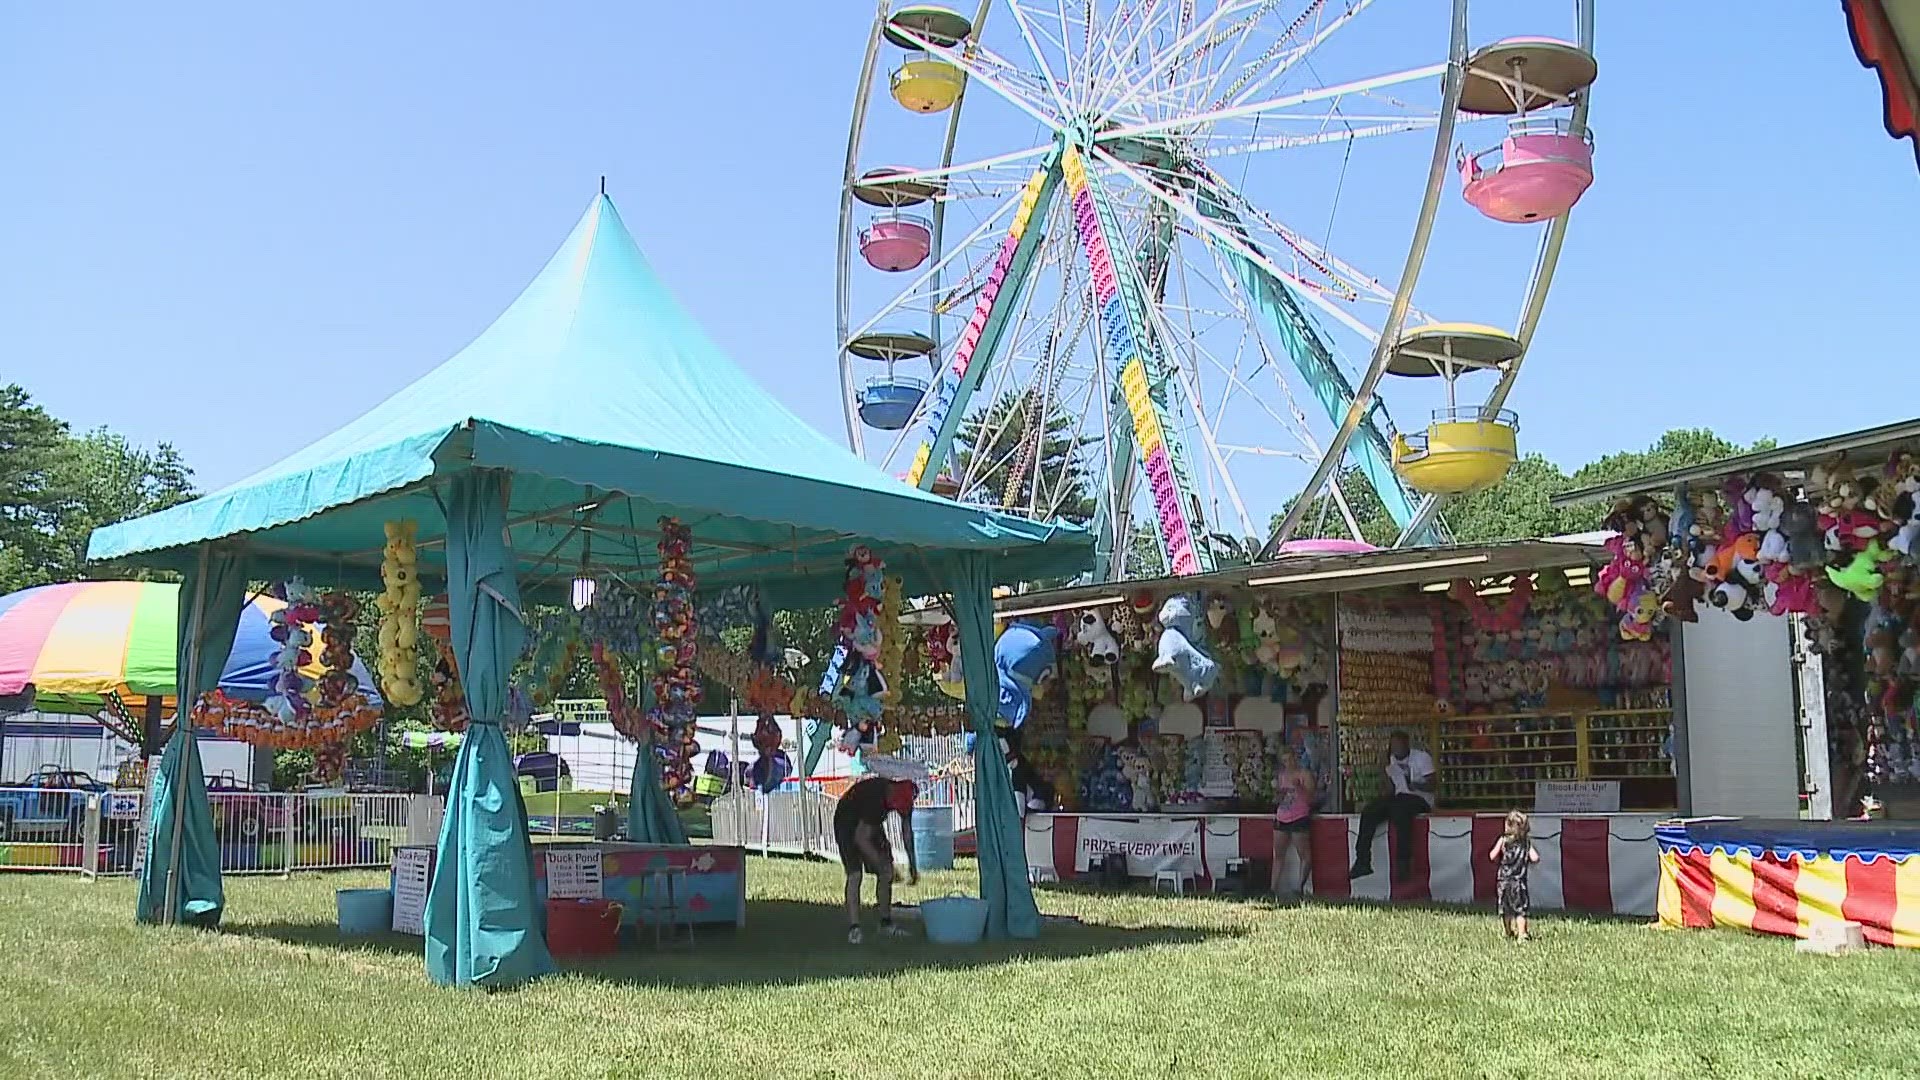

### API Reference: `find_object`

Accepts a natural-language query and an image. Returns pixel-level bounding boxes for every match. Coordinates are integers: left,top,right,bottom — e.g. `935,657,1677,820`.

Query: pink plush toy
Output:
1764,564,1819,617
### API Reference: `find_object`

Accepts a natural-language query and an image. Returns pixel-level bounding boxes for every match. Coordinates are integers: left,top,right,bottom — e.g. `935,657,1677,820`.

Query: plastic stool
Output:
639,866,695,949
1153,870,1191,896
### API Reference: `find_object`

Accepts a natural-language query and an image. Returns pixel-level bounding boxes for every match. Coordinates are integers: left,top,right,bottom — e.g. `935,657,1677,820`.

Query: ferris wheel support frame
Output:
906,157,1066,491
1391,0,1596,547
1257,0,1472,561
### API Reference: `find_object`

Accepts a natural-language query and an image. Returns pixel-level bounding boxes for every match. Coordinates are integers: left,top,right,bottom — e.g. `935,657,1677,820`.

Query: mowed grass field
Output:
1,856,1916,1079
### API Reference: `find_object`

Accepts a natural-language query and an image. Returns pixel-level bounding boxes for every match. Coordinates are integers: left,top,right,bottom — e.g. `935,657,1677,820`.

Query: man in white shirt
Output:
1350,731,1436,880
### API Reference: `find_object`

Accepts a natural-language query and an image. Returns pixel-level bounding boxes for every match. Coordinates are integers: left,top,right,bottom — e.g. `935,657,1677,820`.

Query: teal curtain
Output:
426,470,554,987
950,552,1041,939
627,743,689,844
136,546,248,927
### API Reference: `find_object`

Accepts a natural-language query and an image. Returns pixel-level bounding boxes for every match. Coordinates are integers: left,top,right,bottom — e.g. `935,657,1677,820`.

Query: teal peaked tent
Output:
91,193,1091,985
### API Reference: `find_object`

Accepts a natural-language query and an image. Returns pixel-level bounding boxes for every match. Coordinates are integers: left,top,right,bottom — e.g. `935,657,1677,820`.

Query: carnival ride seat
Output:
859,210,933,272
858,375,930,430
1460,118,1595,223
890,53,965,113
1392,407,1520,495
882,5,972,114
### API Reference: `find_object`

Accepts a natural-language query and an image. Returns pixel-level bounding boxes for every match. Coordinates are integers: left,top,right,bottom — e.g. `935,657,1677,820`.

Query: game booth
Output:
85,192,1092,986
1550,417,1920,948
994,537,1676,919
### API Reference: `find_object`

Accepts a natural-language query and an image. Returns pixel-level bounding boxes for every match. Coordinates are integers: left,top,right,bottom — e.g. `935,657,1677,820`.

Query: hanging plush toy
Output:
375,521,424,707
1073,607,1122,666
1152,593,1218,701
1829,540,1895,602
994,622,1060,730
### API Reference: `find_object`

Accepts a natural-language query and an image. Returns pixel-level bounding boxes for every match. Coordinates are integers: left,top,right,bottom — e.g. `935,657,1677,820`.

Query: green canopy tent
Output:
89,193,1091,986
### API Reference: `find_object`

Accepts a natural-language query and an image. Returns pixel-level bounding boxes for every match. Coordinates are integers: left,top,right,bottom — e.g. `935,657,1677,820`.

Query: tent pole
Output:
164,544,210,926
142,697,163,761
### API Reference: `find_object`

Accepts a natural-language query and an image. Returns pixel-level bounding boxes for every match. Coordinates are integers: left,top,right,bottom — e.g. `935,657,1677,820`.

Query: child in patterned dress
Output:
1488,809,1541,941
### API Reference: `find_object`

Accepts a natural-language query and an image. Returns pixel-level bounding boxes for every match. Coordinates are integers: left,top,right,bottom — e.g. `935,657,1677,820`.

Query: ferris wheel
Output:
836,1,1597,578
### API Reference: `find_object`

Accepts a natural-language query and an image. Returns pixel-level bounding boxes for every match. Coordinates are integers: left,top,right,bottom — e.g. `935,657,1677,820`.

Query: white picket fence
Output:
0,785,433,877
712,773,979,858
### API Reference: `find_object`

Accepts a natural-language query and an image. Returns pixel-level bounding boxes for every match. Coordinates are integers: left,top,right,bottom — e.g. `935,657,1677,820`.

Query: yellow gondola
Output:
1385,323,1525,494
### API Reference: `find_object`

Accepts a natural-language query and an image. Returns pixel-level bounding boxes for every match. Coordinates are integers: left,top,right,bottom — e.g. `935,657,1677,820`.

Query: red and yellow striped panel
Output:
1658,847,1920,947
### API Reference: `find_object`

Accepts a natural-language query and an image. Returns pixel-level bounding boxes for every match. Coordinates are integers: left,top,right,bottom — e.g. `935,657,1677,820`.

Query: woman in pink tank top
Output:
1271,747,1316,898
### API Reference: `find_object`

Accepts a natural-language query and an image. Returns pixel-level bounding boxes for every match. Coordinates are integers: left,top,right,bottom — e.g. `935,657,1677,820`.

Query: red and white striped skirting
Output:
1023,812,1662,917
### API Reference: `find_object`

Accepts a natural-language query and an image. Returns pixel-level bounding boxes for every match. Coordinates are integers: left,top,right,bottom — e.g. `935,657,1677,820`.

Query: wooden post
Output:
142,696,164,761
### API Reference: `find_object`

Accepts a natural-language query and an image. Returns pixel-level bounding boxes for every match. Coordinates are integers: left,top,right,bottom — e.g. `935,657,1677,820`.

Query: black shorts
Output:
1275,817,1313,835
835,809,892,874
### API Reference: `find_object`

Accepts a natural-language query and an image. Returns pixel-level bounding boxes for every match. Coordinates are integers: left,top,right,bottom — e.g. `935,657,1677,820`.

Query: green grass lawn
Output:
2,860,1916,1079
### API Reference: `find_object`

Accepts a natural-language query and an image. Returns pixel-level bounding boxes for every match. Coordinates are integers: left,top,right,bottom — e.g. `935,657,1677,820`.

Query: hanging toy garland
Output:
822,546,889,752
648,517,700,803
192,586,379,747
376,520,424,707
419,596,468,732
311,739,347,785
878,574,905,722
264,577,321,724
592,641,649,742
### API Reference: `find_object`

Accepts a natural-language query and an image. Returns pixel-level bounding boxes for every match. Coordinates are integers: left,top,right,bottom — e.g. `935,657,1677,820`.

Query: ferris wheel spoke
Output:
1094,145,1382,346
1209,0,1380,111
1193,118,1439,158
1099,60,1447,143
1004,0,1077,119
1190,166,1418,317
1097,0,1268,122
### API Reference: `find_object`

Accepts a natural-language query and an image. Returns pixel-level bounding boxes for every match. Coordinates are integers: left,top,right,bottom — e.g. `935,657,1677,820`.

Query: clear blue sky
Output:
4,3,1916,523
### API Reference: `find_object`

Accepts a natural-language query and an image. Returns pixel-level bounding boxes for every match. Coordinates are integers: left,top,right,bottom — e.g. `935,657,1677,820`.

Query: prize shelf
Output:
1343,708,1676,810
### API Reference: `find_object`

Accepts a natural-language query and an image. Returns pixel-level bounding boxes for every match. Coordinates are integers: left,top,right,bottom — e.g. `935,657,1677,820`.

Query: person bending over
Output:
835,776,919,944
1349,731,1434,879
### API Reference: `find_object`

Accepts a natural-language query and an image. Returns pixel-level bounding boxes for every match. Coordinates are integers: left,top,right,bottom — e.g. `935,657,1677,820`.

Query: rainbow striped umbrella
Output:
0,581,379,715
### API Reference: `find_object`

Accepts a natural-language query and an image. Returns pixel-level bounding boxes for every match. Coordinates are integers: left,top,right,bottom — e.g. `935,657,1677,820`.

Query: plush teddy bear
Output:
1661,569,1705,622
1152,593,1220,702
1777,502,1826,571
1074,607,1122,666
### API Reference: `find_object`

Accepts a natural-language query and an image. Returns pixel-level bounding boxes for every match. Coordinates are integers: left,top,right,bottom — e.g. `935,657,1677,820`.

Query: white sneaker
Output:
847,926,864,945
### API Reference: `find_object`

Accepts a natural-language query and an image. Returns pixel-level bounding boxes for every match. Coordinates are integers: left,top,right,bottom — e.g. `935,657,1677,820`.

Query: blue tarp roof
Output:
89,195,1090,602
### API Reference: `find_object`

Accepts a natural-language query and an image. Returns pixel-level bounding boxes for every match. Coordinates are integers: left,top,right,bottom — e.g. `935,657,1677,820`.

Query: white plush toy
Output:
1074,608,1122,665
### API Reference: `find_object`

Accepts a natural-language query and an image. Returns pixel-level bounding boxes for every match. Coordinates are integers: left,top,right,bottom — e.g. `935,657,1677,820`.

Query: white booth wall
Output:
1676,613,1801,817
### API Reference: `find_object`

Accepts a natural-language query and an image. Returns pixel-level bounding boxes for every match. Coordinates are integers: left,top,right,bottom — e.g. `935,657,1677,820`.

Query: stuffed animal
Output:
994,622,1060,730
1074,608,1122,666
1828,540,1895,603
1152,594,1219,701
1745,478,1786,532
1205,594,1231,631
1764,564,1819,617
1670,485,1700,560
1778,502,1826,571
1661,569,1705,623
1891,492,1920,560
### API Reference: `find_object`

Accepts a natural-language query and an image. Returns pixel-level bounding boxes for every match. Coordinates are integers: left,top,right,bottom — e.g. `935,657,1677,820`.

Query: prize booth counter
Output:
993,538,1676,917
388,841,747,938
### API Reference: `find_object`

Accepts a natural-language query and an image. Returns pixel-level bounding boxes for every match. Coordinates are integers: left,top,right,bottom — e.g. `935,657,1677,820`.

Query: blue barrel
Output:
912,804,956,871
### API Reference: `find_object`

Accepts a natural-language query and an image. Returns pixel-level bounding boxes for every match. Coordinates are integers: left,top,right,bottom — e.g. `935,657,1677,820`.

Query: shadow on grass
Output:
225,898,1232,989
